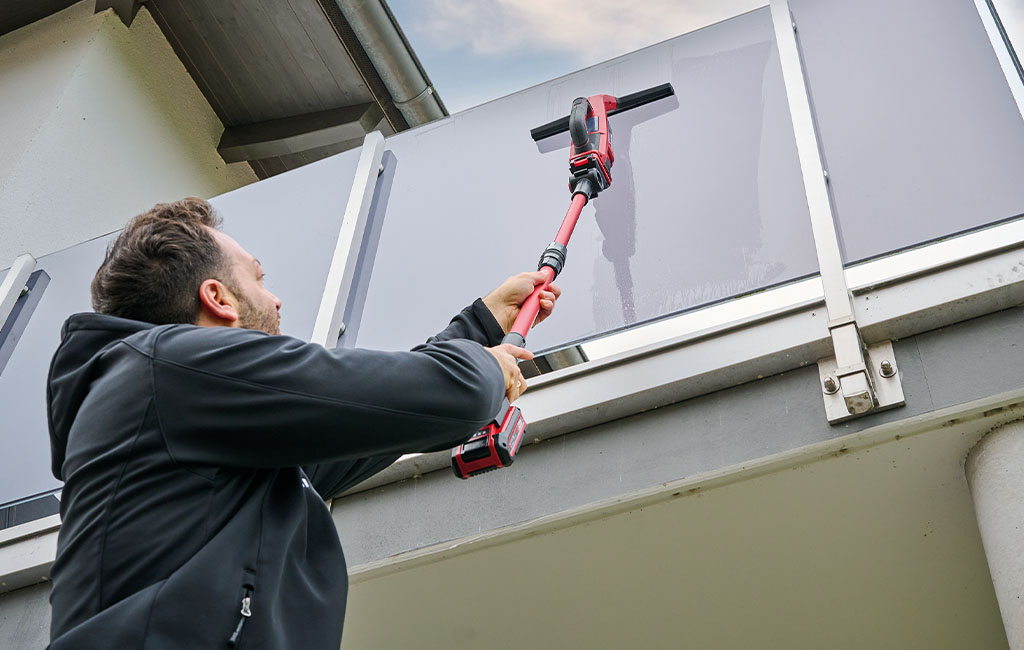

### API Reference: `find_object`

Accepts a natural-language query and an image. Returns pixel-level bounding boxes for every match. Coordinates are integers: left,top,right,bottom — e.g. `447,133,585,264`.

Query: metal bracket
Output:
770,0,905,423
818,340,905,423
0,255,36,332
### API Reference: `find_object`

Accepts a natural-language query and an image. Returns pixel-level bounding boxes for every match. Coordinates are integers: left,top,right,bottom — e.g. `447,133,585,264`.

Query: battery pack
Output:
451,403,527,479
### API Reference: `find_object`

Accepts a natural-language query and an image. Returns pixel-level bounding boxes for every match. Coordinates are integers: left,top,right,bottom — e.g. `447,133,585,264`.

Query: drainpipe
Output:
966,420,1024,650
335,0,447,126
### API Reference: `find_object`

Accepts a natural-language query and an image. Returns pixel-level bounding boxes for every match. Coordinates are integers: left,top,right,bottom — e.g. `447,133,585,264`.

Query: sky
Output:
388,0,1024,115
387,0,764,113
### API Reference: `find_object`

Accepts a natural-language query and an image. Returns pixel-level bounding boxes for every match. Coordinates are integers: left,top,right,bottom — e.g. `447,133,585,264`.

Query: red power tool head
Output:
568,94,617,198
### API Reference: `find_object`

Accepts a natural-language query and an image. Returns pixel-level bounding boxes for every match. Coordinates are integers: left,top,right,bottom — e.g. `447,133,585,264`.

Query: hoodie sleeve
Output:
416,298,506,348
149,315,505,469
299,300,507,498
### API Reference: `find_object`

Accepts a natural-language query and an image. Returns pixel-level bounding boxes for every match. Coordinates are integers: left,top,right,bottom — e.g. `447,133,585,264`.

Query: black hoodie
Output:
46,300,505,649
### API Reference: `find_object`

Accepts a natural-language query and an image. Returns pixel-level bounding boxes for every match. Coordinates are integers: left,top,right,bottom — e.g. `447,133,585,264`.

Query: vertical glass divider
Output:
310,131,386,349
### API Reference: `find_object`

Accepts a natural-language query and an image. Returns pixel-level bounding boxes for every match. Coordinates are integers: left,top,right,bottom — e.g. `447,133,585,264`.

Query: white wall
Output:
0,1,257,269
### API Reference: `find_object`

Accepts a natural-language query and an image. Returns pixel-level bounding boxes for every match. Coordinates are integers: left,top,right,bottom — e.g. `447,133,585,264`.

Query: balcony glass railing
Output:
347,7,819,354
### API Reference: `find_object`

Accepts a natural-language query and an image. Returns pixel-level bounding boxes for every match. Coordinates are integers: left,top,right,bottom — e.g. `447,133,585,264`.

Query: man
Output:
46,197,559,649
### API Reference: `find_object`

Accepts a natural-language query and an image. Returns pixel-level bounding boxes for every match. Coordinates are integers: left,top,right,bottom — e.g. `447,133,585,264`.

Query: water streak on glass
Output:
352,7,818,353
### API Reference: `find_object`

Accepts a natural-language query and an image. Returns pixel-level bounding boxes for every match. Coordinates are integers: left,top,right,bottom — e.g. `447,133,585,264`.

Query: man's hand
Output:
485,344,533,402
483,271,562,334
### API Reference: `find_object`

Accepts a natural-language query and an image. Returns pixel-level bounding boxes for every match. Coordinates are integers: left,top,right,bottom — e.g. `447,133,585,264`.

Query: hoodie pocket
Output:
227,572,256,648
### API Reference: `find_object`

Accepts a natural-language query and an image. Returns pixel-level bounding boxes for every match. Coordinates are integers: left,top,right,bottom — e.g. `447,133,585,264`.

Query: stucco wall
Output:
0,1,257,269
0,582,50,650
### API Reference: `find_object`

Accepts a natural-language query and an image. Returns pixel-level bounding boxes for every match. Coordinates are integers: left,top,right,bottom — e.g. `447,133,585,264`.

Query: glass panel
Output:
350,7,818,353
0,236,109,505
790,0,1024,263
0,150,363,505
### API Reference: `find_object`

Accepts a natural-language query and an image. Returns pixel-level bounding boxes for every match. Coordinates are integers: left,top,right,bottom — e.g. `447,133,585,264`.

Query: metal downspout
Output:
335,0,447,126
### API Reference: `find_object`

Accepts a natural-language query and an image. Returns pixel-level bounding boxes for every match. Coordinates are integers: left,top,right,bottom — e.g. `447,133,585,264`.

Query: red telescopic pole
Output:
504,192,589,343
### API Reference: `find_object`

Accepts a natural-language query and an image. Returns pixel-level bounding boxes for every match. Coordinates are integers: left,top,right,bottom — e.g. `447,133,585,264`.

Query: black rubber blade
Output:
529,83,675,141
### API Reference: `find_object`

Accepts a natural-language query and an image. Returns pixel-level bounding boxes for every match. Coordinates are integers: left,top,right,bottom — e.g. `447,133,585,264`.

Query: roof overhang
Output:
0,0,446,178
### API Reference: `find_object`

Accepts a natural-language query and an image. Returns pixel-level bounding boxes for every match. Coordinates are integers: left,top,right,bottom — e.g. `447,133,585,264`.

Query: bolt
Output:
338,322,346,338
823,377,839,394
879,360,896,378
19,285,28,298
378,163,385,176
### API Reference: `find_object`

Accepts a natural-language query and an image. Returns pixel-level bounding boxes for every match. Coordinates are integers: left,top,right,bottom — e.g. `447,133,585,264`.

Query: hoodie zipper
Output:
227,588,253,647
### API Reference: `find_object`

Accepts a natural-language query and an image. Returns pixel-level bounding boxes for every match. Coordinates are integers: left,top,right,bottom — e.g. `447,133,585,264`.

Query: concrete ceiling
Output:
341,407,1014,649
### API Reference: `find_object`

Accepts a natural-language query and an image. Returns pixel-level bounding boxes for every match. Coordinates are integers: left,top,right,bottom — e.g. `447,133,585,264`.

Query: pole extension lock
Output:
538,242,567,277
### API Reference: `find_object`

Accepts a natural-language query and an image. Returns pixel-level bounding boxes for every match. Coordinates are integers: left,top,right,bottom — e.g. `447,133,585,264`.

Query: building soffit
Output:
0,0,444,178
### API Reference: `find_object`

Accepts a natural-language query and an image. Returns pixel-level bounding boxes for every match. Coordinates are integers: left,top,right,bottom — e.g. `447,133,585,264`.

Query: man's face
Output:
211,229,282,335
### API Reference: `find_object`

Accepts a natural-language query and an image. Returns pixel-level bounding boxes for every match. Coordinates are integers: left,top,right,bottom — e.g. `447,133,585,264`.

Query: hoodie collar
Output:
47,313,157,480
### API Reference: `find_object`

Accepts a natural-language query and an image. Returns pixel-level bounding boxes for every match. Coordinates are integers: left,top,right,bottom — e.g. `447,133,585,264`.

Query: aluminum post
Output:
770,0,903,422
310,131,386,349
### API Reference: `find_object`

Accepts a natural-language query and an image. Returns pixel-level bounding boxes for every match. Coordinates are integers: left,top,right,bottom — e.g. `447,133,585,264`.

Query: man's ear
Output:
197,279,240,325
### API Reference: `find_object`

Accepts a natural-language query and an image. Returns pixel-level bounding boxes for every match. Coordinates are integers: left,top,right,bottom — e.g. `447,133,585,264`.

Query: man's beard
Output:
236,290,280,335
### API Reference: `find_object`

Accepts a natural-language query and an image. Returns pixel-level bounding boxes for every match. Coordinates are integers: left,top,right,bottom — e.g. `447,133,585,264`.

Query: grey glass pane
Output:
350,8,818,353
0,236,109,505
0,151,362,505
791,0,1024,262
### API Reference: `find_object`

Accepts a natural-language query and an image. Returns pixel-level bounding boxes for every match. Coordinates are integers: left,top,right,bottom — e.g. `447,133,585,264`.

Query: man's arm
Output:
301,299,507,498
297,272,563,496
150,326,505,469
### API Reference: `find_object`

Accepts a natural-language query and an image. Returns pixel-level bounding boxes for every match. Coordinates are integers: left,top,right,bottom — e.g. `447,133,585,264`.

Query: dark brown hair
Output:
91,197,229,325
